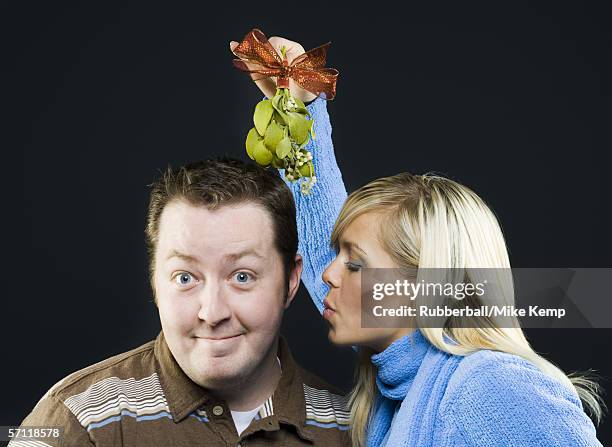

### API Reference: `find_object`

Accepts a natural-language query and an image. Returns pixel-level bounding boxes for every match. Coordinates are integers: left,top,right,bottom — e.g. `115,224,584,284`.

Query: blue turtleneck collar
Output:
370,329,431,400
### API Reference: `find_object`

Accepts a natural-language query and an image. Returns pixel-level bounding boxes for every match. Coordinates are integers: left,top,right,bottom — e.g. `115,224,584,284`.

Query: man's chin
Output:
189,361,250,390
184,348,253,387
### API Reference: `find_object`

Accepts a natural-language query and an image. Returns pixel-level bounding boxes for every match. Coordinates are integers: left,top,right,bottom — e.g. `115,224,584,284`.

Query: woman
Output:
231,36,603,446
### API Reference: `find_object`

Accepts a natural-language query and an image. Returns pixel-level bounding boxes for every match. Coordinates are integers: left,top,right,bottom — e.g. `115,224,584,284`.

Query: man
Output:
11,157,350,446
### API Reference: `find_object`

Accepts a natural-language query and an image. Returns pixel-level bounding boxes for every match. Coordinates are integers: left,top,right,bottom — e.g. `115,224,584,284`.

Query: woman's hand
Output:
230,36,317,104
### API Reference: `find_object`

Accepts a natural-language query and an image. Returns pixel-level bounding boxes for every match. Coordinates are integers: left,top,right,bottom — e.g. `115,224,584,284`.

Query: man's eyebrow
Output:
340,239,368,256
166,250,199,262
222,249,265,262
166,249,265,263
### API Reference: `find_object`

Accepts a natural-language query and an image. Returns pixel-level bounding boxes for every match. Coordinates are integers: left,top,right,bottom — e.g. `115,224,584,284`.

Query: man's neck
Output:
214,338,282,411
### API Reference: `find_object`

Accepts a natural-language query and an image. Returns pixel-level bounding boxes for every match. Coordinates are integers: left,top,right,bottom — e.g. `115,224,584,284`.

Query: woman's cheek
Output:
348,276,365,333
346,275,362,313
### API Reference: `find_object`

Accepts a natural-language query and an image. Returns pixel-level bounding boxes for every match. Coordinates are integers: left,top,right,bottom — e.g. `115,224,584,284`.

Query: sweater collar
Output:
370,329,430,400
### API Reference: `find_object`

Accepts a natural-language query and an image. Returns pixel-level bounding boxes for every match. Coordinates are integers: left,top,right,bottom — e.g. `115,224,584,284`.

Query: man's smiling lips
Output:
195,334,244,341
192,333,245,356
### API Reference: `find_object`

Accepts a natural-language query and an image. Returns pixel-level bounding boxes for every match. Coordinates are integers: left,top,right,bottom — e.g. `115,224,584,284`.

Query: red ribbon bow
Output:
232,29,339,100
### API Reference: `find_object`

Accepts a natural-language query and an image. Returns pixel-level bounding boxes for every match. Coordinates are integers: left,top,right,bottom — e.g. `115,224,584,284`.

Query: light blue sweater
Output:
275,96,602,446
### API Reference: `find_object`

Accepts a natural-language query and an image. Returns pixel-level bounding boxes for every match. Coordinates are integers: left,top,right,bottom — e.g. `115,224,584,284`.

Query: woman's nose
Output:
322,257,340,288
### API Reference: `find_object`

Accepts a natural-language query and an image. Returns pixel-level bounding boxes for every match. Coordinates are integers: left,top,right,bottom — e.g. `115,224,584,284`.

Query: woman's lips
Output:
323,299,336,320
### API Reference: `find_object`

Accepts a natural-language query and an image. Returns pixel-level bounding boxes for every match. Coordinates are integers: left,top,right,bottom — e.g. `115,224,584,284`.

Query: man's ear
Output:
284,254,303,309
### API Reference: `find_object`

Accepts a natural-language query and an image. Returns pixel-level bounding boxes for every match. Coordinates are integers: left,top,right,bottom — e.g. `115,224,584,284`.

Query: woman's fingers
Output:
230,36,316,102
267,37,317,103
230,41,276,98
267,36,305,63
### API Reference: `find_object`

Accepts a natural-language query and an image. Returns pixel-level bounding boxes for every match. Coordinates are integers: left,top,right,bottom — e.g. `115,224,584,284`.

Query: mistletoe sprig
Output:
245,48,317,194
233,29,338,194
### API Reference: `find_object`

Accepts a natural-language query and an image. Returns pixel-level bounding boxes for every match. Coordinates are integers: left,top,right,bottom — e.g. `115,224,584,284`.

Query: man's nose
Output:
197,282,232,326
322,256,341,289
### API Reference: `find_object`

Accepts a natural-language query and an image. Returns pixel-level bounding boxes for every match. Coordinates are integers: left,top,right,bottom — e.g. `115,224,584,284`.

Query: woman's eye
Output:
345,261,362,272
174,272,195,286
234,271,253,283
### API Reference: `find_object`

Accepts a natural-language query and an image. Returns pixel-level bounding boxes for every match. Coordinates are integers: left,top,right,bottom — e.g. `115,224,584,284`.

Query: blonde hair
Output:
331,173,604,447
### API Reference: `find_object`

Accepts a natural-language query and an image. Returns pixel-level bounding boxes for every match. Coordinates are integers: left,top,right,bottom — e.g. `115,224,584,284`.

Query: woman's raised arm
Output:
231,35,348,313
275,95,347,313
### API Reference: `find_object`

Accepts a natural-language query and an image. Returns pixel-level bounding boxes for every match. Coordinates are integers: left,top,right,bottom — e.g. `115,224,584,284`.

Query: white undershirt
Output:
231,406,262,435
230,357,282,436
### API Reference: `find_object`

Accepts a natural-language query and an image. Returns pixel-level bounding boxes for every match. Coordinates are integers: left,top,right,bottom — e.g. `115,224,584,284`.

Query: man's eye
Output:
174,272,195,286
234,271,253,283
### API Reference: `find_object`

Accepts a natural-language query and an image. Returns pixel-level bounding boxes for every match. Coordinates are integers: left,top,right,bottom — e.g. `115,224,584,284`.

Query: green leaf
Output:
253,100,273,136
271,92,291,125
287,112,312,145
298,161,313,177
292,97,310,116
272,89,290,114
253,140,273,166
298,135,311,149
264,120,284,151
245,127,261,160
293,97,306,108
276,135,292,159
271,154,285,169
272,93,283,113
273,110,287,126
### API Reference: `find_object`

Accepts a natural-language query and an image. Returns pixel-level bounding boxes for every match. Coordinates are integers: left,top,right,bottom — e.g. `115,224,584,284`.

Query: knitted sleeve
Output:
437,351,602,446
270,95,348,313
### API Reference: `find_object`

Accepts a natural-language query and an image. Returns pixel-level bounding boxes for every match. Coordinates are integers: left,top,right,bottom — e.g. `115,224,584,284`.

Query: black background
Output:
8,1,611,444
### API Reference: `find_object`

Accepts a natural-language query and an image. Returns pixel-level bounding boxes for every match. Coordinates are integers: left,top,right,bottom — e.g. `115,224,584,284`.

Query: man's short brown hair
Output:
145,157,297,297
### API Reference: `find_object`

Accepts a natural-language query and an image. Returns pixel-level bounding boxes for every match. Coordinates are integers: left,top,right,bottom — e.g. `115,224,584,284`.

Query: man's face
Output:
154,200,301,390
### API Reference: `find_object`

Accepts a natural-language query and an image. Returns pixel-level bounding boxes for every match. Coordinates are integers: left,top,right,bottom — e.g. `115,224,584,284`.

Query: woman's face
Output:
322,212,412,352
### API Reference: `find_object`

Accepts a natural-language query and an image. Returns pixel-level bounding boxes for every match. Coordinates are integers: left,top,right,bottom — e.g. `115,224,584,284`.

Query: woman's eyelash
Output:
344,261,362,272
